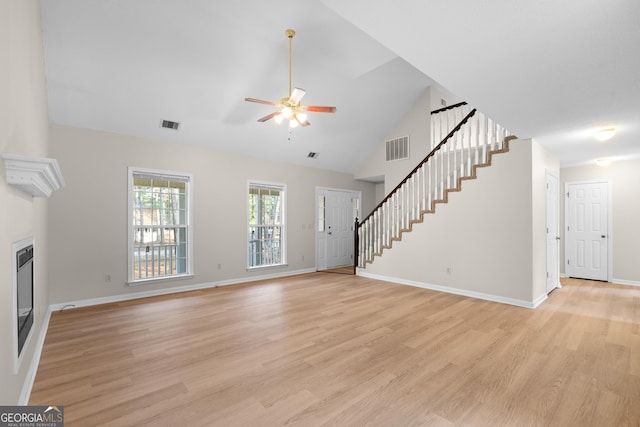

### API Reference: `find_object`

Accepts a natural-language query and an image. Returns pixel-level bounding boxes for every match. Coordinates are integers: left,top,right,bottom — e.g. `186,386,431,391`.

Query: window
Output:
128,168,193,284
248,182,286,268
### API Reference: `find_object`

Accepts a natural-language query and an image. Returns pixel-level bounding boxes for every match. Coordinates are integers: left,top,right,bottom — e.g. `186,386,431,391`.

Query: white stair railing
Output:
356,103,513,268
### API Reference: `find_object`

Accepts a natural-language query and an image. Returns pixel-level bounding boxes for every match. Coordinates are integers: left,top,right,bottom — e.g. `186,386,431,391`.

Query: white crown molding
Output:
1,153,65,197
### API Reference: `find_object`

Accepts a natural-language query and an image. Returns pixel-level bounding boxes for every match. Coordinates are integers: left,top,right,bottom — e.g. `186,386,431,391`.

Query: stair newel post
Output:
362,220,367,264
353,217,359,272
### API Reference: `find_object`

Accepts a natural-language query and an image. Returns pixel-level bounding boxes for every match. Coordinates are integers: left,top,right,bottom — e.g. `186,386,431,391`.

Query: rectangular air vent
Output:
160,119,180,130
385,136,409,162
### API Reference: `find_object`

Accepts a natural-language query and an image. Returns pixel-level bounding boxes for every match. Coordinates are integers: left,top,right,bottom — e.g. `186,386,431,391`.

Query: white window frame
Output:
127,167,194,285
247,180,287,270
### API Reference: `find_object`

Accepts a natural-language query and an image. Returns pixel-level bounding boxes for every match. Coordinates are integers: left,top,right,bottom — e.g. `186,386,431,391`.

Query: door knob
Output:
555,236,561,240
601,235,606,238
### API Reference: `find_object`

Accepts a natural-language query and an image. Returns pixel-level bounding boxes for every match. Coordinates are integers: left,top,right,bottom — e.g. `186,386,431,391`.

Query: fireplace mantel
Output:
2,154,65,197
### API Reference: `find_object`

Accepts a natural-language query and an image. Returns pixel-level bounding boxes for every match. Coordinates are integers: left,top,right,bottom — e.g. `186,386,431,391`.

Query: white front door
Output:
546,172,560,292
566,181,609,281
316,188,359,270
326,190,354,268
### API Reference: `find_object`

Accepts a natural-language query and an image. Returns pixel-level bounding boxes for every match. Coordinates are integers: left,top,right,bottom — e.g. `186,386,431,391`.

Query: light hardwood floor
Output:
30,274,640,426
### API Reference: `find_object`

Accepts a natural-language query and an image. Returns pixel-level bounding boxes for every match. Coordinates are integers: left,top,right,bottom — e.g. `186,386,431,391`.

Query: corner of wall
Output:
0,0,52,405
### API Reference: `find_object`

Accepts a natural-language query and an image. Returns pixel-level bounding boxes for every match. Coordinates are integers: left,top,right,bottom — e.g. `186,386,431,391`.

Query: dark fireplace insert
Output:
17,244,34,356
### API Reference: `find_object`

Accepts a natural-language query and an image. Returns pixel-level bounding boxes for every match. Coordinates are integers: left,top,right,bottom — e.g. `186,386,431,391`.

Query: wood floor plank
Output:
30,275,640,426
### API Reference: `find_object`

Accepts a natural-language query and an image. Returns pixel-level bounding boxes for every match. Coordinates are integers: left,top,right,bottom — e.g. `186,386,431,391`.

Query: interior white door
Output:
326,190,354,268
566,182,609,281
546,172,560,292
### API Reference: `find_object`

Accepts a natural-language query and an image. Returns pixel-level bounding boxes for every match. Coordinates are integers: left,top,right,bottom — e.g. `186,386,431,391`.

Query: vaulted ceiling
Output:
40,0,640,174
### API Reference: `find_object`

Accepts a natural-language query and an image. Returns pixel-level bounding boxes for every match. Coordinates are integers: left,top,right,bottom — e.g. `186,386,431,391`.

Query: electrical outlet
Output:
105,274,111,282
301,255,305,261
446,267,452,275
217,263,222,270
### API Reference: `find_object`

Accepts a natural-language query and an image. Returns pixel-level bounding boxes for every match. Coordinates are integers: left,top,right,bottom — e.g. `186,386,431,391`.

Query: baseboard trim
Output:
612,278,640,287
357,270,544,309
18,306,52,405
49,268,316,311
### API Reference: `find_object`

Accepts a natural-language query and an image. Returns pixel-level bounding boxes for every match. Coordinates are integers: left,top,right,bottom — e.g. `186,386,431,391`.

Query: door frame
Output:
315,186,361,271
546,170,560,292
563,179,613,282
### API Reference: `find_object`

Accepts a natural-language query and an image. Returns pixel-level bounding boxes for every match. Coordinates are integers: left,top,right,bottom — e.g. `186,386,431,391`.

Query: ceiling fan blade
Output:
257,111,281,122
245,97,277,106
306,105,337,113
295,115,310,127
288,87,306,105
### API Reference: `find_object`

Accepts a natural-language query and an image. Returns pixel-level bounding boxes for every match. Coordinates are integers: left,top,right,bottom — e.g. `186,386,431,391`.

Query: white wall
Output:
0,0,51,404
355,86,463,200
48,125,376,304
360,139,557,306
560,158,640,284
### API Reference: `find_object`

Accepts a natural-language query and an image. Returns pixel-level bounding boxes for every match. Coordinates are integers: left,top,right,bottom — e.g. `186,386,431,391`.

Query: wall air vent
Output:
307,152,319,159
385,136,409,162
160,119,180,130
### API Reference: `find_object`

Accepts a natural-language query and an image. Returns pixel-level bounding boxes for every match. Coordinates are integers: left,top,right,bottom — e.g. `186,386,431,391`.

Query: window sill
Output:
127,274,194,287
246,263,288,272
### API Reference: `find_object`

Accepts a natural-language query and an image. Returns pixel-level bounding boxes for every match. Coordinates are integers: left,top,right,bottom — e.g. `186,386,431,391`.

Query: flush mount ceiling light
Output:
595,158,612,167
594,127,615,141
244,29,336,129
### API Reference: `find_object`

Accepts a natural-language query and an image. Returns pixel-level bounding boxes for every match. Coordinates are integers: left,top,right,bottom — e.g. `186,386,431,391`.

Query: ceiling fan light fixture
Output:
244,28,336,131
595,127,615,141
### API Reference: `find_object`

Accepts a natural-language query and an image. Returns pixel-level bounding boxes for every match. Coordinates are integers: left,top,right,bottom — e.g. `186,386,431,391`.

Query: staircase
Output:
356,102,516,268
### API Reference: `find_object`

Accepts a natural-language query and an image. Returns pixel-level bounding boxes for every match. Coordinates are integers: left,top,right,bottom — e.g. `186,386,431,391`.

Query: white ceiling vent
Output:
385,136,409,162
160,119,180,130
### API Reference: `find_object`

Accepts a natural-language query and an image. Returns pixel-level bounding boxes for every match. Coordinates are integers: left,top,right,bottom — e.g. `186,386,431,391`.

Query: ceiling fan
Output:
245,29,336,128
